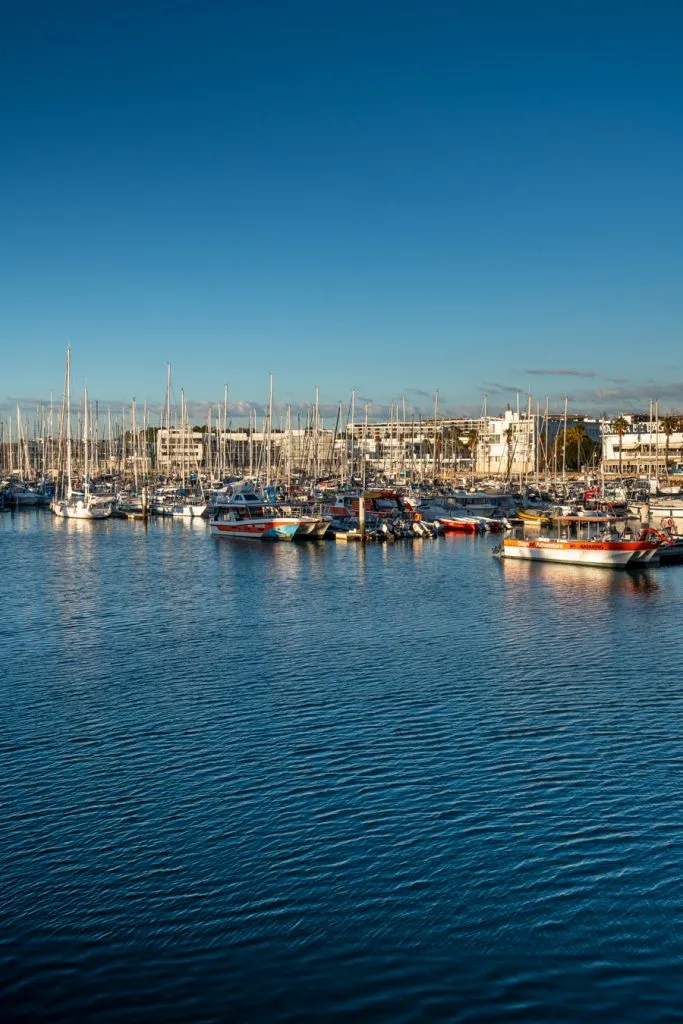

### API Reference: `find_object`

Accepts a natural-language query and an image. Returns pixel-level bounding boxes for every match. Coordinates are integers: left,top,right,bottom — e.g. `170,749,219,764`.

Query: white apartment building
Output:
156,427,204,473
602,420,683,477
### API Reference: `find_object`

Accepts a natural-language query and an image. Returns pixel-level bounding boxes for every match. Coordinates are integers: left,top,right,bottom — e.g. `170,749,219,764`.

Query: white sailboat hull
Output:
169,504,207,518
51,500,111,520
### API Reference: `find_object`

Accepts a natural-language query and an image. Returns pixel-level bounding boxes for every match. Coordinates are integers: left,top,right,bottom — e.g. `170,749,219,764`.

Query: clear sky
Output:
2,0,682,422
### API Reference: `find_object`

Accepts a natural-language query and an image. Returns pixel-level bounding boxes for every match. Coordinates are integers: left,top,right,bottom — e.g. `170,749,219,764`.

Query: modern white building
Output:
156,427,205,473
602,418,683,477
347,409,538,480
473,409,536,479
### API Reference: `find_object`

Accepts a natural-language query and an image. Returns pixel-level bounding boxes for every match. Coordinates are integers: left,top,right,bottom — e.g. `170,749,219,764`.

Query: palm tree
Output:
661,415,681,480
570,418,588,471
561,425,581,471
612,416,629,477
504,425,515,481
465,427,479,474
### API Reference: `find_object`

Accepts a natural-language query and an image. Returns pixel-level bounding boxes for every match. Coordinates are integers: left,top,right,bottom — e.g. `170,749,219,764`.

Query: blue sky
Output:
2,0,682,421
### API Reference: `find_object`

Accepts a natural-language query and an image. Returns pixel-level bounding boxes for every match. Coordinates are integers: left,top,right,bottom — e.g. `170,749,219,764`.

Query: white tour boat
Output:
495,516,659,568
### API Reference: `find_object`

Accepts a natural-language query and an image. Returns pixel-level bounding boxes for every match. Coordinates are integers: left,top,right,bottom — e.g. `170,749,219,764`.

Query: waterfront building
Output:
601,415,683,478
156,427,205,475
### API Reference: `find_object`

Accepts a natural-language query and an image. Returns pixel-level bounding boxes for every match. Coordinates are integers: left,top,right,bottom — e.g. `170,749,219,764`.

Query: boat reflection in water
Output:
496,554,661,595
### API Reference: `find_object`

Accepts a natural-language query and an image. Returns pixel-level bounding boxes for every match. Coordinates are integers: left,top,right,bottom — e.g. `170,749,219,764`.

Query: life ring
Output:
661,517,676,529
413,512,422,522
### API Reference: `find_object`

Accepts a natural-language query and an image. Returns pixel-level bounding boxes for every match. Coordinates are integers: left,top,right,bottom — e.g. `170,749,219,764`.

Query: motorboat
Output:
495,517,659,568
437,515,484,534
209,490,307,541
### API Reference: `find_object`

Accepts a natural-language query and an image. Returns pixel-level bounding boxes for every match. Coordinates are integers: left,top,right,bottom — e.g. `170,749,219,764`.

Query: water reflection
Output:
441,532,479,546
2,508,52,533
51,516,113,533
4,506,683,1024
155,516,206,530
498,556,660,595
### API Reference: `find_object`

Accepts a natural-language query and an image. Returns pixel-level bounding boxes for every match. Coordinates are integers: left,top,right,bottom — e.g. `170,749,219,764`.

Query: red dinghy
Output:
437,516,482,534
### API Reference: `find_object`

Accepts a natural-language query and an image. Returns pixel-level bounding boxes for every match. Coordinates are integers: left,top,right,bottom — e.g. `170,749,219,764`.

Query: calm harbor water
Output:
2,510,683,1021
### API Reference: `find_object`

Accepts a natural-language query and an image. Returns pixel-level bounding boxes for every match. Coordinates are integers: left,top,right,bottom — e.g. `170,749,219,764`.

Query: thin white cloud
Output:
525,368,596,378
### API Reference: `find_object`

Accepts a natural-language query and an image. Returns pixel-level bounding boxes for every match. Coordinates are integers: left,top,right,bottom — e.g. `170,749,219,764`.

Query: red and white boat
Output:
209,490,307,542
497,536,659,567
496,516,660,568
437,515,484,534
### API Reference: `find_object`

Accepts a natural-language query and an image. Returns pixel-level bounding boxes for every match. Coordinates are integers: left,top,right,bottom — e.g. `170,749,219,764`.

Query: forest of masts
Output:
0,391,602,490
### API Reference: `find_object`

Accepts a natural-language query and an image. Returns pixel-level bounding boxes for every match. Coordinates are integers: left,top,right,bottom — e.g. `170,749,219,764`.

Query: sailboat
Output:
51,351,111,520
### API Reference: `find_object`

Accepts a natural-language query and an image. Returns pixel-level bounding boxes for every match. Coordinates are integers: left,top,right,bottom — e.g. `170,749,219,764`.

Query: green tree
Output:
560,423,599,471
572,418,587,469
612,416,629,477
465,427,478,473
661,415,681,479
504,425,515,481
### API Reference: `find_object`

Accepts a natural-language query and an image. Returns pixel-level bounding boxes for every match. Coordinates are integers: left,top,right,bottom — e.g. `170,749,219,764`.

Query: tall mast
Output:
131,398,139,493
223,383,228,479
401,395,406,483
362,401,369,491
46,392,53,477
16,405,24,480
562,394,568,486
434,390,439,482
314,384,319,483
286,404,292,491
93,399,99,476
165,362,172,476
525,393,532,487
66,348,72,498
143,400,149,478
180,388,186,487
266,373,273,488
83,382,89,499
207,406,213,479
350,389,356,482
482,392,488,482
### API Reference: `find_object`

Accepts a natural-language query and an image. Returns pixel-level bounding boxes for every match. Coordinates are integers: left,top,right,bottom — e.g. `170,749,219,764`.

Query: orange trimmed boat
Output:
496,536,659,567
209,489,306,542
437,516,482,534
495,516,660,568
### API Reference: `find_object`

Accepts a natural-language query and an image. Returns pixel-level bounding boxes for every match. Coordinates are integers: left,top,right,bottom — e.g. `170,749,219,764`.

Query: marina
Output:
3,507,683,1021
4,0,683,1018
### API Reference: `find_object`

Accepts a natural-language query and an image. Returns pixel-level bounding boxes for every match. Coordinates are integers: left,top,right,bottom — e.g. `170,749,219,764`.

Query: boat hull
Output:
51,500,111,520
7,492,38,506
437,517,481,534
210,518,300,541
293,519,318,537
169,504,207,518
500,538,658,568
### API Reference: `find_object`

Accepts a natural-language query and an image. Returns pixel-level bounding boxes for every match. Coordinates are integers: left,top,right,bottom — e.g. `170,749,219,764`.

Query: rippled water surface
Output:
3,510,683,1021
